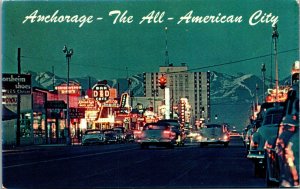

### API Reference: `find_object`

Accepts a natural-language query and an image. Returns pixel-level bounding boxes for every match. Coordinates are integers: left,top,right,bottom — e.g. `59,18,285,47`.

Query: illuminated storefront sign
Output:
2,95,17,105
92,84,110,102
85,110,99,121
78,98,96,108
55,82,81,96
2,73,31,94
266,87,289,102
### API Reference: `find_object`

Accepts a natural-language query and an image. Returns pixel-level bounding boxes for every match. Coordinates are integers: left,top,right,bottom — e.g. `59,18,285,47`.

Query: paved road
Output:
3,137,266,188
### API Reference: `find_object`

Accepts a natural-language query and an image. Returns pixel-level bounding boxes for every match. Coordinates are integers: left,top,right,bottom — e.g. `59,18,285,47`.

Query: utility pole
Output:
272,24,279,102
52,66,55,90
16,48,21,146
165,27,169,66
255,83,259,108
261,64,266,102
88,76,91,89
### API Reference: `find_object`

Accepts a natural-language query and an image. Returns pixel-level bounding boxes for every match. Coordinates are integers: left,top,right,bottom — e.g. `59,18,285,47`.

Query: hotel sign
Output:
2,73,31,94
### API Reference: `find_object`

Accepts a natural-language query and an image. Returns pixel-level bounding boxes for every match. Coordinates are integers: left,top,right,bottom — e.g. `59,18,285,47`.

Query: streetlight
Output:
272,24,279,102
63,45,73,145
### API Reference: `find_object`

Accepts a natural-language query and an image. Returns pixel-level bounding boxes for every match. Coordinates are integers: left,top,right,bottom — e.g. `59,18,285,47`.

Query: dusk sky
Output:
2,0,299,80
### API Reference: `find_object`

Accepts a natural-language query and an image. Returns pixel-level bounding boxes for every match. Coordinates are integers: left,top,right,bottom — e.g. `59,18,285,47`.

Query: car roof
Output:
265,106,284,114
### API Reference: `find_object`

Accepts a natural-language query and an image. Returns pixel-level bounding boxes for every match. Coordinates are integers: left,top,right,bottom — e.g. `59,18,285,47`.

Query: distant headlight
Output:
223,135,229,140
196,135,202,141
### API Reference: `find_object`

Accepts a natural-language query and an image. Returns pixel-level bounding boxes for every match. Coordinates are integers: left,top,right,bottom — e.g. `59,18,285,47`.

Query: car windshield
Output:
85,130,102,134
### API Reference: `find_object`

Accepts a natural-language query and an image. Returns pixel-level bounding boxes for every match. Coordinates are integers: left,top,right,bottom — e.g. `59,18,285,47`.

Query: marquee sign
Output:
55,82,81,96
2,73,31,94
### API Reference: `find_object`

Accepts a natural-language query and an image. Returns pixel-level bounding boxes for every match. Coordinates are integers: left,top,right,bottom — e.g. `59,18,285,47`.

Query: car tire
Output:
254,162,266,178
266,166,279,187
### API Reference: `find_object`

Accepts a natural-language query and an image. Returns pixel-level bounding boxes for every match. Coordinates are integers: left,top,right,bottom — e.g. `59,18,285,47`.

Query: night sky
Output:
2,0,299,80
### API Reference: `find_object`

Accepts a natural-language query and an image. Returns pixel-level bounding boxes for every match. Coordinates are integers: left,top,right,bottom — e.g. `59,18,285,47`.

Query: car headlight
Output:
223,135,229,140
196,135,202,141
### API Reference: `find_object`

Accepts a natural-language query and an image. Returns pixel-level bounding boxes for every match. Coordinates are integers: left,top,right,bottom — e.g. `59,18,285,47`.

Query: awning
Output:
2,105,18,121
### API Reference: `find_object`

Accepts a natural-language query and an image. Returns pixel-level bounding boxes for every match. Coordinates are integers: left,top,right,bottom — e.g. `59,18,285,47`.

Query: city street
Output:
3,137,265,188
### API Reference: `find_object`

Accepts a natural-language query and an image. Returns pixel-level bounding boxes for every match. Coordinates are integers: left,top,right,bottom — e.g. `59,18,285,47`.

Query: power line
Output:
166,48,298,74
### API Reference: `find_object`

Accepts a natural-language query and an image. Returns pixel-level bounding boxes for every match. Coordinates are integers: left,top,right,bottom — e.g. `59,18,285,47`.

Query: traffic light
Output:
159,75,167,89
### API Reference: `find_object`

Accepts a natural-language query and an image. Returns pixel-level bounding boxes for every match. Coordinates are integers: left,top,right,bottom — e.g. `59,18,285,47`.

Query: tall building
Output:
143,64,211,126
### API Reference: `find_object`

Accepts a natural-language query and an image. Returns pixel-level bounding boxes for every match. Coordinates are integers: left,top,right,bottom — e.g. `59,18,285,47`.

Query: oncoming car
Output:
197,123,230,147
82,129,106,145
139,122,176,149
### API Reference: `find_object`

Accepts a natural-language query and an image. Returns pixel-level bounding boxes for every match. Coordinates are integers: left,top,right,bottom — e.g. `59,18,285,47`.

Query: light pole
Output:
63,45,73,145
272,24,279,102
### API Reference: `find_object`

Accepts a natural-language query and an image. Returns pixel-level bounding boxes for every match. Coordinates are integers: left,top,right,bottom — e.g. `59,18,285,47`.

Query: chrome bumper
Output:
247,150,265,159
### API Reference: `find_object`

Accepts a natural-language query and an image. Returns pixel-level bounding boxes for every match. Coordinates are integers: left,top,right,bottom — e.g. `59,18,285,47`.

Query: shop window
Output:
33,113,46,137
20,113,32,138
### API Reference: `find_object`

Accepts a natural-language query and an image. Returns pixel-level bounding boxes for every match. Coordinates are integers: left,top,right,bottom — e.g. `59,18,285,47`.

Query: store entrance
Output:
47,119,66,144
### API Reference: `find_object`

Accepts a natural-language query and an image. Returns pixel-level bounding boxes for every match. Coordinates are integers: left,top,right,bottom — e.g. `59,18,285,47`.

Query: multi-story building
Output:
143,64,210,127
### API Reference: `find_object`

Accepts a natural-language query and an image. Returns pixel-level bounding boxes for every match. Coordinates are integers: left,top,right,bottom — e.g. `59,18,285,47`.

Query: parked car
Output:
139,122,176,149
265,82,299,187
103,129,118,144
113,127,126,143
196,123,230,147
124,130,135,143
157,119,186,146
82,129,106,145
247,105,284,177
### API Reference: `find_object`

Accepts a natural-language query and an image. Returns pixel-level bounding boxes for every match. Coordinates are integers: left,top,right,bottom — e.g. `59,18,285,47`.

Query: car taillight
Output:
163,130,175,139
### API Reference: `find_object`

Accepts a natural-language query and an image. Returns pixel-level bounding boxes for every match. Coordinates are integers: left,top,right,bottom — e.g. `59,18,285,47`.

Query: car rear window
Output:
143,124,169,130
263,113,283,125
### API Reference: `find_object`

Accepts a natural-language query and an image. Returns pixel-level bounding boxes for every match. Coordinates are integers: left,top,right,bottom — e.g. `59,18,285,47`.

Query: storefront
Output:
32,88,47,144
45,100,67,144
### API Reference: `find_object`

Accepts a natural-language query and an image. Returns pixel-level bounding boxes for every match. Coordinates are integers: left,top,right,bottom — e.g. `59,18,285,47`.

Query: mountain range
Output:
25,70,291,130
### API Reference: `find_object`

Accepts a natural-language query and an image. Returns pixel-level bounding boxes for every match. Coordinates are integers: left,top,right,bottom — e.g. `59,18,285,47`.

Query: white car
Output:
197,123,230,147
139,122,176,149
82,129,106,145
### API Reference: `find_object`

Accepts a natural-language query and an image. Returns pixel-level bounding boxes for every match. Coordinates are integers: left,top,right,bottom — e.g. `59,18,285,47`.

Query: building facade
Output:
143,64,210,127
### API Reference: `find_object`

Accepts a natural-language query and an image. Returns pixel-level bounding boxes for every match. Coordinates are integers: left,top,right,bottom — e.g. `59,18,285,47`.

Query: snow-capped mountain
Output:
26,70,288,130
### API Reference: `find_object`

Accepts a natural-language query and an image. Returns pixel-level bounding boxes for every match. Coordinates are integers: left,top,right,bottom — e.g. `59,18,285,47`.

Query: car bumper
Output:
140,138,173,143
198,138,229,144
82,139,105,144
247,150,265,159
